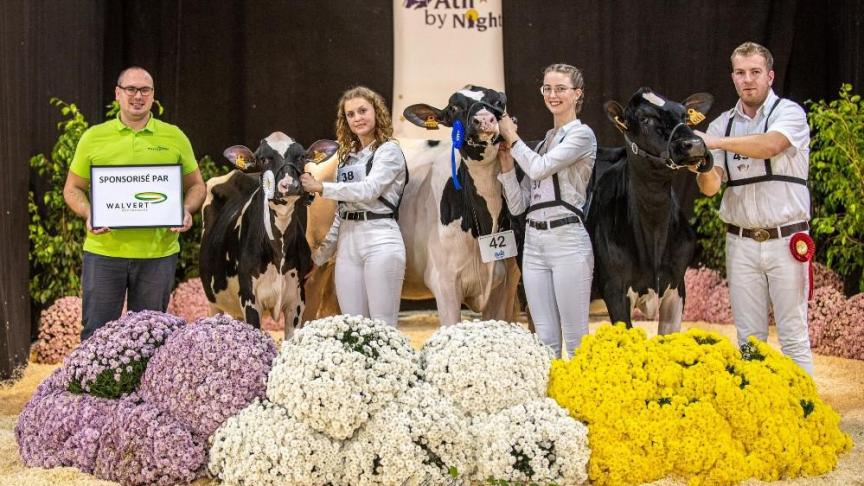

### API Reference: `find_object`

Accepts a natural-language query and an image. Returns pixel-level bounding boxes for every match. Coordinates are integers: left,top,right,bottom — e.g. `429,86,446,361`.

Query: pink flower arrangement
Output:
167,278,211,323
32,296,82,364
138,314,277,439
683,267,726,322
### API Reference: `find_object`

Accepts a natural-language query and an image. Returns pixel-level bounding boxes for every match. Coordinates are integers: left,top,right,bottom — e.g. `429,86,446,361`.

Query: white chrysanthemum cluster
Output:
267,314,420,439
421,320,553,417
342,382,473,485
208,399,342,486
472,398,590,485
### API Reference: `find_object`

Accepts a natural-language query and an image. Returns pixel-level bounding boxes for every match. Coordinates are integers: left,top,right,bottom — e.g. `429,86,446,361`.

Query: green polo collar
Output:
113,113,157,133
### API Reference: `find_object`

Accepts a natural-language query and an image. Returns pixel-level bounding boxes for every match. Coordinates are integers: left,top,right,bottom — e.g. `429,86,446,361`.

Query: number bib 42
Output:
478,230,518,263
337,163,366,183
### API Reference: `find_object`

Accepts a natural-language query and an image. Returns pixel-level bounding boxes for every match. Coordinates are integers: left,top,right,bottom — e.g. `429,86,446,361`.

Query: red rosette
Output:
790,232,815,299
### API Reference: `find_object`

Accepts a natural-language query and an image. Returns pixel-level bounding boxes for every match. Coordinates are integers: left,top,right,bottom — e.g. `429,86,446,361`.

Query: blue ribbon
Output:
450,119,464,190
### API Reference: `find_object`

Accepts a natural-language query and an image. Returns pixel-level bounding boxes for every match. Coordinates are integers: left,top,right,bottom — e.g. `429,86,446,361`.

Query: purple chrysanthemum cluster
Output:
64,310,185,398
139,314,278,439
17,310,225,485
93,399,206,486
16,369,117,473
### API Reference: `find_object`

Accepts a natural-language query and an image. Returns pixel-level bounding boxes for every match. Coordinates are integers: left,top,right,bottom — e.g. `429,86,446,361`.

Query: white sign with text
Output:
90,164,183,228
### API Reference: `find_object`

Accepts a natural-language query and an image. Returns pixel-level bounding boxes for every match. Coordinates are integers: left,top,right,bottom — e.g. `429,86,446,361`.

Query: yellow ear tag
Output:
424,116,439,130
688,108,706,125
613,116,628,132
235,154,247,169
311,150,327,163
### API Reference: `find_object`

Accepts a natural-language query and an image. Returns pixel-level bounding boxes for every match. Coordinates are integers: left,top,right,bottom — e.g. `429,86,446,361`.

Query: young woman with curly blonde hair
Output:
300,86,408,326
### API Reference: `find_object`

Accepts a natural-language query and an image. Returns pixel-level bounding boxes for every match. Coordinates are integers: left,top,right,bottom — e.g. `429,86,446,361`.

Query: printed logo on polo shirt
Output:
404,0,503,32
148,145,169,151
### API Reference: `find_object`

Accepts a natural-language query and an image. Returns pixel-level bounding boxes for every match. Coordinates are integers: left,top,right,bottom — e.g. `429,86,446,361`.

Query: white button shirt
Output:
498,118,596,220
314,140,407,265
707,90,811,228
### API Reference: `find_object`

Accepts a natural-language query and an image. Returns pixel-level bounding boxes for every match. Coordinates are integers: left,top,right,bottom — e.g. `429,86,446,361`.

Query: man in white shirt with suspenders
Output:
695,41,814,374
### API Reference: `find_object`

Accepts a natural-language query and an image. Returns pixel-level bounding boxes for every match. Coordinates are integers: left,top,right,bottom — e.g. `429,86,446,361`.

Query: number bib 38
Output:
337,163,366,183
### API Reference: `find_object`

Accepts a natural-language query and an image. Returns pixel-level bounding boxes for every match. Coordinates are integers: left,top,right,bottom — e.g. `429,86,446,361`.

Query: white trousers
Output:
726,232,813,374
522,222,594,358
334,219,406,327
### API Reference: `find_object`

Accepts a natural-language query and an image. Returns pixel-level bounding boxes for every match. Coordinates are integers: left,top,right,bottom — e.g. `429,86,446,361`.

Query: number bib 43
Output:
478,230,518,263
337,163,366,183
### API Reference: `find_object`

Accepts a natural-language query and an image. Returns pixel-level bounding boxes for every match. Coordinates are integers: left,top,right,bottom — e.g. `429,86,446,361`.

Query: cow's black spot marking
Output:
426,139,441,147
439,162,493,238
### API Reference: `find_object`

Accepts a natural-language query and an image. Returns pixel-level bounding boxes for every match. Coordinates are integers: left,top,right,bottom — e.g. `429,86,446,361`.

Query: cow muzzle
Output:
277,174,302,196
672,136,713,173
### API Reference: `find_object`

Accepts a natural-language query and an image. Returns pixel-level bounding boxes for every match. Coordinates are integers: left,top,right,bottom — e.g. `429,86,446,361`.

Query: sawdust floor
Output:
1,312,861,486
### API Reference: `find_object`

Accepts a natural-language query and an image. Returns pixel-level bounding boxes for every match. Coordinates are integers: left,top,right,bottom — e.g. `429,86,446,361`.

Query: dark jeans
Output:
81,251,178,340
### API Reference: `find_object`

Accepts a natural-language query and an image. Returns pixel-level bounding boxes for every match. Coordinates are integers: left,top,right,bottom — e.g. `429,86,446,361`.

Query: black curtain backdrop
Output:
2,0,862,377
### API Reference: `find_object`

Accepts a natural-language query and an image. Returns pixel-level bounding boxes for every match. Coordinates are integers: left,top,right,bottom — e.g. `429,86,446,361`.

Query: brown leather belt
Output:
726,221,809,242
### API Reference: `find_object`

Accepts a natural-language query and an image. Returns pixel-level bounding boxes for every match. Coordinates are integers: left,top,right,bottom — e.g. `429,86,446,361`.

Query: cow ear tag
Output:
687,108,706,125
262,170,276,200
424,115,439,130
613,116,628,133
310,150,327,163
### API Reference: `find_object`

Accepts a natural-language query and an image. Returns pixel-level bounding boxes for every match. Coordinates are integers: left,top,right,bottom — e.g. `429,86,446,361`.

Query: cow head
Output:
605,88,714,173
403,85,507,162
223,132,338,202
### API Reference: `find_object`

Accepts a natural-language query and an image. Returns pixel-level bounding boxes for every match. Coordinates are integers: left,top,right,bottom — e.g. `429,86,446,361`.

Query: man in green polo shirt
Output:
63,66,206,339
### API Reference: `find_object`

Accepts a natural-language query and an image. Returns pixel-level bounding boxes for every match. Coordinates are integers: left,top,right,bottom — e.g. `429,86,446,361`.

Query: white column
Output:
392,0,505,139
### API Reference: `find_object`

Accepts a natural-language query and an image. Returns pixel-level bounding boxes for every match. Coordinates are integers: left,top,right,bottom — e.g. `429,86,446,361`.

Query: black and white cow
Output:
199,132,337,335
586,88,713,333
399,85,521,325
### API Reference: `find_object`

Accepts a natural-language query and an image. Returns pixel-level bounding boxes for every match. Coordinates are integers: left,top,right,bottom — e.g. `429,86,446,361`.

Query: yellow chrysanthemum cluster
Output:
548,324,852,486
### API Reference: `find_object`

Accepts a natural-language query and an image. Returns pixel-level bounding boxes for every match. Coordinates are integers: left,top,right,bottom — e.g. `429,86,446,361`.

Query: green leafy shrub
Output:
28,99,89,307
691,192,726,274
807,84,864,293
176,155,218,282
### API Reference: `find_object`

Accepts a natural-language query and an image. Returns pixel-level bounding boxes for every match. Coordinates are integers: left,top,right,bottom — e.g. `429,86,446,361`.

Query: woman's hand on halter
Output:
300,173,323,194
498,141,515,173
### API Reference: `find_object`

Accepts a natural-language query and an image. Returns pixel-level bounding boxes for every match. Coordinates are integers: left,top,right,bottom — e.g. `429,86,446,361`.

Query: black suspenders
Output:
363,144,406,218
724,98,807,187
525,131,586,220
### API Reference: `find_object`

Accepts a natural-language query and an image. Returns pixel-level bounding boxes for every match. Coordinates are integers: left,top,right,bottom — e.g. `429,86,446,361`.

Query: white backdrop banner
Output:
392,0,505,139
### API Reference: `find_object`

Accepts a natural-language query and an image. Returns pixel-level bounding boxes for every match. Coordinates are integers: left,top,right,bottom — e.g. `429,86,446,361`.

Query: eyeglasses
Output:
540,85,577,96
118,85,154,96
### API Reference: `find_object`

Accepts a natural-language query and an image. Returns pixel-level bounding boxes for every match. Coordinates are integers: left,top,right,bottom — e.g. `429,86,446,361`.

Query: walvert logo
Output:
147,146,169,151
405,0,502,31
134,192,168,203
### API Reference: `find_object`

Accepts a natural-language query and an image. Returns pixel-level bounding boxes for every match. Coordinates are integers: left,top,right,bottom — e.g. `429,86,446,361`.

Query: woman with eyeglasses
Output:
497,63,597,358
300,86,408,327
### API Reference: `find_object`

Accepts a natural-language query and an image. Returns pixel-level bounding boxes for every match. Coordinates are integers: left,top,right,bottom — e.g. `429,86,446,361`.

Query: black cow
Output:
199,132,337,335
586,88,713,333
